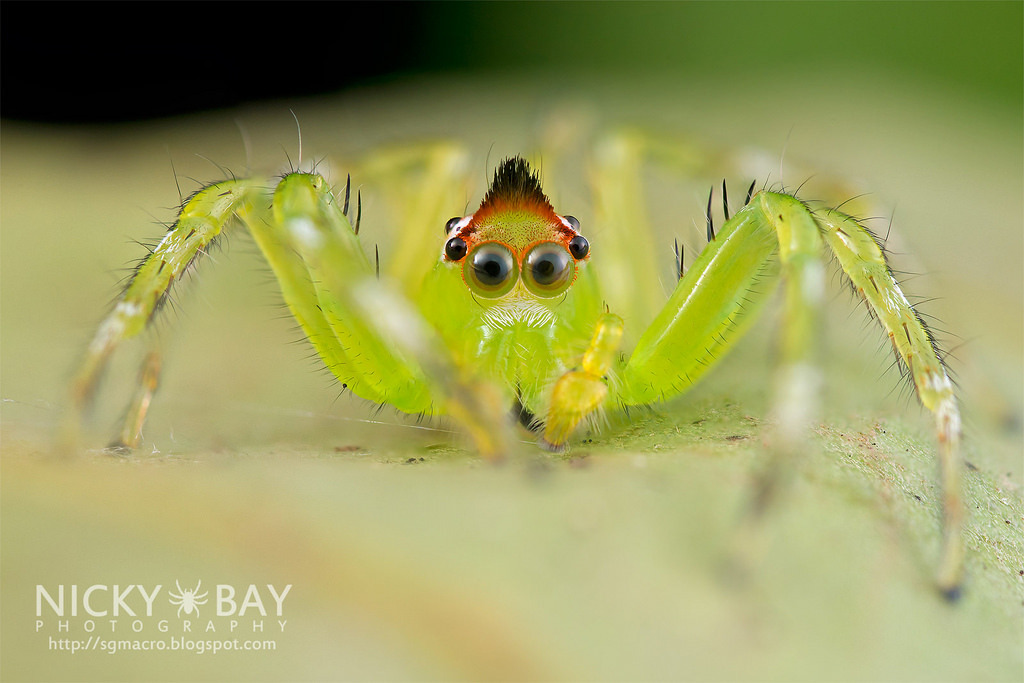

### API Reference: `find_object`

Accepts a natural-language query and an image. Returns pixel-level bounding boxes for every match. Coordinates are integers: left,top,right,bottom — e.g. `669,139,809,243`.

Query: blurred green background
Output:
2,2,1022,681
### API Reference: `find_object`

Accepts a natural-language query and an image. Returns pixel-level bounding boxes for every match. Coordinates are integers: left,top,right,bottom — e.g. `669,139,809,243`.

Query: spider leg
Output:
585,134,667,328
241,174,394,406
68,178,271,443
111,348,162,450
742,194,827,541
620,192,824,501
261,173,515,459
618,195,781,404
816,208,963,597
614,191,963,597
766,193,827,457
70,169,514,459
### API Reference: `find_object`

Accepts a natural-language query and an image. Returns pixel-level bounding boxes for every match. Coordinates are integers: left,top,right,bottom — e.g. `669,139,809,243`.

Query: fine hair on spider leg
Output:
827,210,958,405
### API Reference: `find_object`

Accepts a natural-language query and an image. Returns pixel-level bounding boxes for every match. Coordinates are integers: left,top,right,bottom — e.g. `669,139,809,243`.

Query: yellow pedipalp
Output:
542,313,624,450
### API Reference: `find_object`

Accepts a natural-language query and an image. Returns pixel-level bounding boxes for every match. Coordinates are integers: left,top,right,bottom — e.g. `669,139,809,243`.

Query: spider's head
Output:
442,157,589,300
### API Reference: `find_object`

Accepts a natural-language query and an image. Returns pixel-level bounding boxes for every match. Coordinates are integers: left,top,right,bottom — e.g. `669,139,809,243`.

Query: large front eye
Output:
465,243,518,298
523,243,575,297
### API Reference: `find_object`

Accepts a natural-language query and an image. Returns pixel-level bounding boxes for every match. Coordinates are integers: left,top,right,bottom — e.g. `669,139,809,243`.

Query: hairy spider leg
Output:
753,193,828,520
70,172,514,458
817,209,963,597
617,196,780,404
265,173,513,458
231,178,388,404
536,192,781,449
252,173,427,407
115,350,162,449
731,195,827,582
546,124,962,594
596,190,961,597
68,179,269,445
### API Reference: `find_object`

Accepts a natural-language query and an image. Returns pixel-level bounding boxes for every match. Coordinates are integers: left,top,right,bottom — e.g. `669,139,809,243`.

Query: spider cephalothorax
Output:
443,158,590,300
70,135,965,598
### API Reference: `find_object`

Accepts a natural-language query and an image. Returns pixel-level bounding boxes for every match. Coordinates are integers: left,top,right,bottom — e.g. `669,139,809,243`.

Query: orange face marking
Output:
443,157,590,300
453,209,578,262
444,157,587,264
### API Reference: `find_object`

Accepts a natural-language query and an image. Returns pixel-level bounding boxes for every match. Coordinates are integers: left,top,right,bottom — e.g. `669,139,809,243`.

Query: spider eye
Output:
445,236,468,261
564,215,580,232
523,243,575,297
465,243,517,298
568,235,589,259
445,216,462,234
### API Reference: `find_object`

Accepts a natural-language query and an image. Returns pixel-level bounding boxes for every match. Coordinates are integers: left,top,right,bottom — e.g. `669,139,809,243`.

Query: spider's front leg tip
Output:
935,526,965,603
936,563,965,603
939,582,963,603
537,436,568,454
103,440,136,458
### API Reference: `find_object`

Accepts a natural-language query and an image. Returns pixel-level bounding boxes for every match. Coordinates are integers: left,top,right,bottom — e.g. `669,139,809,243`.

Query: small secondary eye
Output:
445,216,462,234
523,243,575,297
568,235,589,259
564,215,580,232
445,236,468,261
465,243,517,298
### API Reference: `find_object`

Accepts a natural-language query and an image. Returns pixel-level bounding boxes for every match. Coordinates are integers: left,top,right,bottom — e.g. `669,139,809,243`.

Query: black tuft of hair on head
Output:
482,157,551,209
